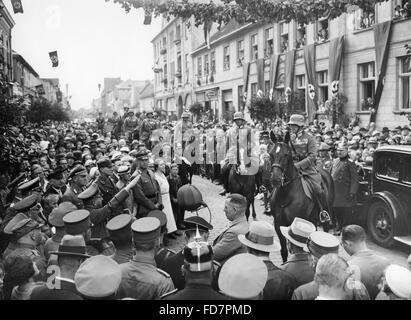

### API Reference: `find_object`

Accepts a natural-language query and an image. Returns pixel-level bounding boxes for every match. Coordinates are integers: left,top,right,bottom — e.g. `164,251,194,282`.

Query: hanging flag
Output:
11,0,24,14
56,90,62,102
204,20,212,49
143,9,152,25
49,51,59,67
35,84,45,95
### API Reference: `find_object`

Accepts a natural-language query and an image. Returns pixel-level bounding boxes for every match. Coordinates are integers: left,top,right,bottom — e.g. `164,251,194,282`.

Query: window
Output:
359,62,375,110
297,74,306,92
317,70,328,103
197,57,202,77
185,22,189,40
185,54,189,82
251,83,258,97
163,63,168,89
264,27,274,58
316,18,329,43
210,51,216,74
224,45,230,70
280,22,289,53
402,155,411,184
296,23,306,49
176,25,181,42
264,80,270,94
354,8,375,30
204,54,209,76
399,57,411,110
376,153,401,181
251,34,258,60
238,85,244,110
177,55,182,84
237,39,244,66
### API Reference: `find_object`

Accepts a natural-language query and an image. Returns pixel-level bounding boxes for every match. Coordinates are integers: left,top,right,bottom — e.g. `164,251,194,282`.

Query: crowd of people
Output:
0,106,411,300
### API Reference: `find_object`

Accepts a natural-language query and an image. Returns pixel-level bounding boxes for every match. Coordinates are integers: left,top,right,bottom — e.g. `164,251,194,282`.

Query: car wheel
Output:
367,200,395,248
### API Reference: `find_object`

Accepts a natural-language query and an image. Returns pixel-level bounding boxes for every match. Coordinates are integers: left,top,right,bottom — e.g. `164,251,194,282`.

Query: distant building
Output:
139,80,154,113
115,79,147,113
40,78,59,103
0,0,15,92
100,77,121,115
12,51,40,99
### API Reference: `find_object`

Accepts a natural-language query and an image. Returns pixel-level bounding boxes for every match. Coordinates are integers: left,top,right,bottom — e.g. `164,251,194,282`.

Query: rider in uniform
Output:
140,111,159,149
219,111,251,196
287,114,329,221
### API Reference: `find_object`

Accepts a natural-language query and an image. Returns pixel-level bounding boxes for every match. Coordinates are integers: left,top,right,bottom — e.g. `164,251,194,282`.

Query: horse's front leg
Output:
251,198,256,219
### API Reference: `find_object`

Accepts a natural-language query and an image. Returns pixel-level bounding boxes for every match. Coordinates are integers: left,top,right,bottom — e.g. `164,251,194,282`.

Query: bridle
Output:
271,144,299,188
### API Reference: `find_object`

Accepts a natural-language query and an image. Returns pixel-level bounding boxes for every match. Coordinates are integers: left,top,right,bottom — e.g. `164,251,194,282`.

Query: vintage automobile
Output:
357,145,411,248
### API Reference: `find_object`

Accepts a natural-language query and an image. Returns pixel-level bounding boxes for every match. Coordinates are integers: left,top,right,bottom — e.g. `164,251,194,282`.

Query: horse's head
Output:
269,131,293,187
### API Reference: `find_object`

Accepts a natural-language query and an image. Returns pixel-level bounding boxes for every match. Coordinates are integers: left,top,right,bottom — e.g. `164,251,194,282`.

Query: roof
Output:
12,51,39,78
375,145,411,154
139,81,154,99
0,1,16,28
41,78,59,87
193,20,254,53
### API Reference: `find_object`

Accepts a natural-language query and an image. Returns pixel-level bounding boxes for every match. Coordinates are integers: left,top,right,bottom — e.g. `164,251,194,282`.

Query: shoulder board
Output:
156,268,171,278
213,260,221,268
167,248,177,255
160,288,178,299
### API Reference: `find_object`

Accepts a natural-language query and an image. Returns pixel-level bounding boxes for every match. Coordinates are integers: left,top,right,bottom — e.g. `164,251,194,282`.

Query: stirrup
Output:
319,210,331,223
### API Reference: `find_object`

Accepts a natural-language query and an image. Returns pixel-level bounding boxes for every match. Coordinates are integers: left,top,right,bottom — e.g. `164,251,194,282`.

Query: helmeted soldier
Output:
140,111,159,149
96,112,105,133
124,111,139,142
287,114,329,221
316,143,332,171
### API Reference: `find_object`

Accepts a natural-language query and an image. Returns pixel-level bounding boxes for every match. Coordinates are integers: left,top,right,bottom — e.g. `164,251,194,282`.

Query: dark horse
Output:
268,132,334,263
228,163,257,221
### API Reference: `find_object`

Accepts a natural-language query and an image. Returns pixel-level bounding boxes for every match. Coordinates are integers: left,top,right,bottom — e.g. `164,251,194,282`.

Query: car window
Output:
376,153,400,181
402,155,411,185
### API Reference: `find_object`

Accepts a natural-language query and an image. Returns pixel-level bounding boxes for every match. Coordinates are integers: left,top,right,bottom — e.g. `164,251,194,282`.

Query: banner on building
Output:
284,50,296,101
143,8,152,25
243,62,250,102
304,44,318,122
256,58,265,98
56,90,62,102
49,51,59,67
11,0,23,14
204,20,213,49
372,21,392,123
328,36,345,95
35,84,45,95
268,54,279,100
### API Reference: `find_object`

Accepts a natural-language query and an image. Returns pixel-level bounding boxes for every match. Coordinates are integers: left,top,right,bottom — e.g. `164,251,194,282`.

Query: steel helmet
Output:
287,114,306,127
233,112,245,121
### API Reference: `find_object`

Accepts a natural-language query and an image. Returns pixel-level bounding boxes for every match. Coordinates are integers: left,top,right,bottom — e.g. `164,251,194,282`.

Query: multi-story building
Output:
100,77,121,115
139,80,155,113
0,0,15,91
40,78,59,103
151,17,211,119
12,51,40,98
185,0,411,127
115,79,147,113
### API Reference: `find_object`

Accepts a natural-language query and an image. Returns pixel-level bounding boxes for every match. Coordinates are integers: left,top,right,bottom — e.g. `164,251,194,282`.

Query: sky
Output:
4,0,161,110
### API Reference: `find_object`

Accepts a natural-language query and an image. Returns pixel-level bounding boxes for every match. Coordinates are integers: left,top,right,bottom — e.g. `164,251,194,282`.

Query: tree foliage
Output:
26,99,71,123
248,95,278,122
105,0,388,27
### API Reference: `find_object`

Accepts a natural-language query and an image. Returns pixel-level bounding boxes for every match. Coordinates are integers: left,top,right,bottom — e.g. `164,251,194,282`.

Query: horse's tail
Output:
318,167,334,210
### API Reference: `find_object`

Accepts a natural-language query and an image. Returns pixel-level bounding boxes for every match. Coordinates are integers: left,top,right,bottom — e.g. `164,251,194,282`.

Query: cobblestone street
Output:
168,175,410,268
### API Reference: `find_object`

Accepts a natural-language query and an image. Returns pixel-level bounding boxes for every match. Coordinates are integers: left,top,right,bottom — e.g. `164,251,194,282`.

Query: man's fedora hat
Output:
280,217,316,248
238,221,280,252
49,234,90,258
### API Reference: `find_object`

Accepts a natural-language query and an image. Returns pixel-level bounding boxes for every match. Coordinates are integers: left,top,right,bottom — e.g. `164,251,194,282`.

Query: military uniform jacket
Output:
292,131,318,176
263,260,297,300
61,185,84,208
44,185,66,201
117,252,175,300
140,118,158,141
97,174,119,207
132,169,161,217
162,283,228,300
111,247,133,264
155,247,176,270
330,157,359,207
280,252,314,287
30,278,83,300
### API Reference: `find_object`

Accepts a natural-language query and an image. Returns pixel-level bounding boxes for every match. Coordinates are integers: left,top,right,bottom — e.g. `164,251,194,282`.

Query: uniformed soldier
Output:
3,215,47,282
330,142,359,235
287,114,329,220
132,149,163,218
44,167,67,202
116,217,175,300
13,177,42,205
161,241,227,300
62,165,89,208
44,202,77,263
316,143,332,171
96,112,105,133
140,111,159,149
96,158,119,207
148,209,176,267
106,214,133,264
160,216,215,290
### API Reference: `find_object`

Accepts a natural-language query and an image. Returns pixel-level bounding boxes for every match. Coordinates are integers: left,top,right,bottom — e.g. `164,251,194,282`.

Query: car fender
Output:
370,191,409,236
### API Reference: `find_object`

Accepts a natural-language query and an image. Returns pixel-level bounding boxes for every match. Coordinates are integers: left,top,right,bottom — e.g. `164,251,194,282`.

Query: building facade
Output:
12,51,41,98
139,80,155,113
0,0,15,92
155,0,411,128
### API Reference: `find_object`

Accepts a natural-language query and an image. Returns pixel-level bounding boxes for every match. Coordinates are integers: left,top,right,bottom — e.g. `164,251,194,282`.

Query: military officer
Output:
96,158,120,207
106,214,133,264
148,209,176,268
161,242,227,300
160,216,215,290
316,143,333,171
116,217,175,299
44,167,67,202
330,142,359,234
62,165,89,208
132,149,163,218
140,111,158,149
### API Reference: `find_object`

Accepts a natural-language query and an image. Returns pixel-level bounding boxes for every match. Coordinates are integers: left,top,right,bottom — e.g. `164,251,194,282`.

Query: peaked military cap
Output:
3,212,29,235
11,217,40,239
135,149,150,160
97,157,112,169
106,214,132,241
184,216,213,232
17,177,41,193
66,152,75,159
147,210,167,233
68,165,88,180
183,242,213,272
49,202,78,227
63,209,91,235
117,165,130,175
131,217,161,244
77,182,99,200
13,193,40,212
48,167,65,180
